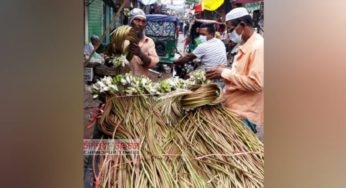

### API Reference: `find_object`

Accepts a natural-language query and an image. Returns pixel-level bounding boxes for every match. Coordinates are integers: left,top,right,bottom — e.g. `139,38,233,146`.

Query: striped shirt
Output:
192,38,227,70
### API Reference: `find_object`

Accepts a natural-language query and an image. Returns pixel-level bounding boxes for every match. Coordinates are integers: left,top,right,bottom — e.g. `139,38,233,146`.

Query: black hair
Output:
230,15,253,27
199,23,216,34
233,3,242,7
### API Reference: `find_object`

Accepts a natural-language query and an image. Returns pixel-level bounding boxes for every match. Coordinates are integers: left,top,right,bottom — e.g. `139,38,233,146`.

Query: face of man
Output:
199,28,212,40
227,21,244,36
91,39,101,48
226,21,233,29
225,21,246,44
131,17,146,32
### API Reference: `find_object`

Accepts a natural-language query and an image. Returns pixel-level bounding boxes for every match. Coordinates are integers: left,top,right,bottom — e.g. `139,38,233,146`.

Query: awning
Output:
195,4,202,12
146,14,179,22
202,0,224,11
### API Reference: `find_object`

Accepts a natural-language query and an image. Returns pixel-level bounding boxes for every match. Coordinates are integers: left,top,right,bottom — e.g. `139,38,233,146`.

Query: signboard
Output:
84,67,94,82
243,2,261,11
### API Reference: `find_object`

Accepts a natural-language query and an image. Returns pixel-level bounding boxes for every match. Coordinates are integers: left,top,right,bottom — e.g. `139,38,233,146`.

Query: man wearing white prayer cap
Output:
224,8,250,60
225,7,251,44
205,7,264,141
128,8,146,26
126,8,159,80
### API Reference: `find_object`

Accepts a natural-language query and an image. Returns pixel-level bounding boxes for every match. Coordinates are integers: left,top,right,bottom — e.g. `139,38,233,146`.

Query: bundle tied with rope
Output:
92,73,264,187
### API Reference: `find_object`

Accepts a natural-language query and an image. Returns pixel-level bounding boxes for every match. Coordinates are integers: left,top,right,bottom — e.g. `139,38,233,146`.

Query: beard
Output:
136,31,145,40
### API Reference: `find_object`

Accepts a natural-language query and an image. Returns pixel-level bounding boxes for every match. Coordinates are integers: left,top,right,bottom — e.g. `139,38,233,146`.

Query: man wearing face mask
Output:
226,31,240,64
205,8,264,140
174,23,227,72
195,31,207,45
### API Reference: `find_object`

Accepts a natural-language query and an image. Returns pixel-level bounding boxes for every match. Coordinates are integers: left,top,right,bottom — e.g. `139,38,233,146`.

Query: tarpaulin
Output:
202,0,224,11
146,14,179,22
145,14,179,38
195,4,202,12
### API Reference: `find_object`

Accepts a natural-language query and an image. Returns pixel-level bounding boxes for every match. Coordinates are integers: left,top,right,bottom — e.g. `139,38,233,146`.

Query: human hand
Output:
205,65,225,79
129,43,141,56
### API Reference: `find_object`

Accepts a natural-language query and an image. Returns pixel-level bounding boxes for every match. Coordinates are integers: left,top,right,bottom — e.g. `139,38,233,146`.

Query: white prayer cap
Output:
129,8,146,24
225,7,249,22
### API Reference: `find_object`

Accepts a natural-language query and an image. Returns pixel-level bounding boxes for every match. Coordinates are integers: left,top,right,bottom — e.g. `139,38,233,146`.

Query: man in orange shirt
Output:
206,8,264,139
127,8,159,79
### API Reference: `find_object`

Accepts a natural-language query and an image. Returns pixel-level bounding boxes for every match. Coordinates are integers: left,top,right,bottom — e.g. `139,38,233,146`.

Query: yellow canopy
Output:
202,0,224,11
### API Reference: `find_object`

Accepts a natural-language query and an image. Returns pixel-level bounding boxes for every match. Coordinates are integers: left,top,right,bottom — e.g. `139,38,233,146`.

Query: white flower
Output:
126,75,131,84
148,87,158,95
104,76,112,85
92,83,100,90
122,56,129,67
120,78,127,85
109,85,118,91
99,81,106,88
100,85,110,93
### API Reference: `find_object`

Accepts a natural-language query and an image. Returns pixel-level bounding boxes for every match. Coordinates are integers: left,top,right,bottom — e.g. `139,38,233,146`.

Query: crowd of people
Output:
175,7,264,138
84,6,264,140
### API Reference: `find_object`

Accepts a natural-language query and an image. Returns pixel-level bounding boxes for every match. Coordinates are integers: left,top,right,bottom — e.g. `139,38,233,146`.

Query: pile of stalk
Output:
90,25,264,187
92,83,264,187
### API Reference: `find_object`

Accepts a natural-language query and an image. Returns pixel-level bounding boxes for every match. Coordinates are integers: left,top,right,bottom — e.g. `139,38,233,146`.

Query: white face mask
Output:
199,35,207,43
229,28,242,44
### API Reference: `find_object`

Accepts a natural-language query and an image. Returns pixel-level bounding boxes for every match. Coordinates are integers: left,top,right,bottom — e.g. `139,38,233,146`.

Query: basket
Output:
94,64,131,76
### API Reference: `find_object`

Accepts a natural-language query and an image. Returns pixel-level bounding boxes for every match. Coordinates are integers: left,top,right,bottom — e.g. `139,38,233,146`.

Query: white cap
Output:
225,7,249,22
129,8,146,24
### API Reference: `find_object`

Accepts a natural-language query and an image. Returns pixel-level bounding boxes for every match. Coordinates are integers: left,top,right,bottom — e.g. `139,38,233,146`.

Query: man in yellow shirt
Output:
206,7,264,139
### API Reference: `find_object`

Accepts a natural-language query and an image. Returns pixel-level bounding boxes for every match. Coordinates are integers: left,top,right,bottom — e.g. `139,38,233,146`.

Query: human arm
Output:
129,43,152,67
174,43,206,65
129,37,160,68
221,49,264,92
205,64,226,79
173,53,197,65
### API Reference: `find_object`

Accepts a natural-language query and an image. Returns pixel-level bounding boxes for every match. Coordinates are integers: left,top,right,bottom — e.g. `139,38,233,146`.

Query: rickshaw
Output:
145,14,179,72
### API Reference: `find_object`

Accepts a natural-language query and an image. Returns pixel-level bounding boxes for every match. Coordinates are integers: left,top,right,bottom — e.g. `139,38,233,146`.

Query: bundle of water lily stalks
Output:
91,71,264,188
94,25,139,77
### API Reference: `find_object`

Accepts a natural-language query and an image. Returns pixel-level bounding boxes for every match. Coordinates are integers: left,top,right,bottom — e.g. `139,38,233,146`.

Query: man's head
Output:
198,23,216,41
90,35,101,48
225,7,254,43
231,0,243,8
129,8,147,32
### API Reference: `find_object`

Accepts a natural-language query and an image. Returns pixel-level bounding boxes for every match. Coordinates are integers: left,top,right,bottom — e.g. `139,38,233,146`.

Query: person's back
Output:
193,37,227,70
174,23,227,87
